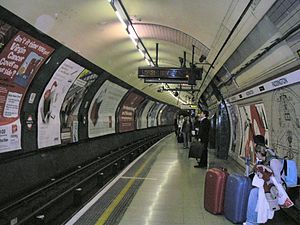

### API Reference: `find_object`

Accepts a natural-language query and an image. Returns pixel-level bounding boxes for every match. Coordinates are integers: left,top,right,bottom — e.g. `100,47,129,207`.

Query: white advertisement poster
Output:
138,100,154,129
148,103,163,127
3,92,22,118
271,87,300,160
88,80,127,137
157,105,167,126
38,59,84,148
0,119,21,153
60,69,99,143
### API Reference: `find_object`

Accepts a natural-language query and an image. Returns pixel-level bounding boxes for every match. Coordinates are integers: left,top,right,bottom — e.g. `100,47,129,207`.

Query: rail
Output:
0,132,166,225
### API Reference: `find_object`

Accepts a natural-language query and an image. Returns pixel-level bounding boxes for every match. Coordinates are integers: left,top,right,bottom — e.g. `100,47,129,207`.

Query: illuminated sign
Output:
138,67,202,85
180,104,198,109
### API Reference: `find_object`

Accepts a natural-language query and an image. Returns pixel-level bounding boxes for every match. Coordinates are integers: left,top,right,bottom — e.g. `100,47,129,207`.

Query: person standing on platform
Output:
177,115,184,135
181,116,191,149
193,115,201,140
174,116,178,136
194,110,210,168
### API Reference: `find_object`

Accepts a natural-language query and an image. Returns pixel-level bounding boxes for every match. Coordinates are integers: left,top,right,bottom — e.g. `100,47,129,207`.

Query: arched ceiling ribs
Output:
133,23,210,61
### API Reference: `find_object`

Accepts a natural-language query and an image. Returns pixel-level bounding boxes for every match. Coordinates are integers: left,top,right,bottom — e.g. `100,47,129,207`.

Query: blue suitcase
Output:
224,174,252,223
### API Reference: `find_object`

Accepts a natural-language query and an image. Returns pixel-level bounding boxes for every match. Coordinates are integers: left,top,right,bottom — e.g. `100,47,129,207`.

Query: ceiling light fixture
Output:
108,0,155,66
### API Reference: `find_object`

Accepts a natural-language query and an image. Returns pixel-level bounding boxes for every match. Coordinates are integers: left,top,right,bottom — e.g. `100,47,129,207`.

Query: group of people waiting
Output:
175,110,210,168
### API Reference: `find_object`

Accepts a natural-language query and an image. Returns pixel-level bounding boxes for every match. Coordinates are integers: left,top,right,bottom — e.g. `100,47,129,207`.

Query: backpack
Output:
281,159,298,187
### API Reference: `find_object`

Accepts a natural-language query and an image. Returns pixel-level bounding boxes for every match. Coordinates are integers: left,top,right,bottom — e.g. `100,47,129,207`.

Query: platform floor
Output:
66,133,297,225
117,135,236,225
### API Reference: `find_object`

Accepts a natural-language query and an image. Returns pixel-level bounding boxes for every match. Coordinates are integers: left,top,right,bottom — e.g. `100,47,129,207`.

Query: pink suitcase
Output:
204,168,229,214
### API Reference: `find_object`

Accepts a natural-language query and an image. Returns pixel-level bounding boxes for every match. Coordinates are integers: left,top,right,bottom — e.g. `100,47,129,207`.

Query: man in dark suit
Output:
194,110,210,168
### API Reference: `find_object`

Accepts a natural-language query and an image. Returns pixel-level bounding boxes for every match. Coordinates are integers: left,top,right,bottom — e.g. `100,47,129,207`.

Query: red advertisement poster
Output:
239,103,269,163
0,21,54,152
118,92,144,132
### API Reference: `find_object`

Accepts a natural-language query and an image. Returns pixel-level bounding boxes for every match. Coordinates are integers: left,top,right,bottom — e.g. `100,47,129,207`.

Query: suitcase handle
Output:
219,167,228,172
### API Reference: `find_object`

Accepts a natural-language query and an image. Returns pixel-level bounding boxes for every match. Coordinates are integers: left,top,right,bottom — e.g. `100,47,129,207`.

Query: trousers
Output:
245,188,259,225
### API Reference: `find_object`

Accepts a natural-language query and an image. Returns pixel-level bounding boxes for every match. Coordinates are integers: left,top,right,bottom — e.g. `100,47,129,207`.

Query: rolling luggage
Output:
204,168,229,214
224,174,252,223
188,141,204,158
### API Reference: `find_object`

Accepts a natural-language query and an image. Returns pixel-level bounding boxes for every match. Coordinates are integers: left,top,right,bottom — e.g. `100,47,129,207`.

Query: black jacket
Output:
197,117,210,144
181,120,191,133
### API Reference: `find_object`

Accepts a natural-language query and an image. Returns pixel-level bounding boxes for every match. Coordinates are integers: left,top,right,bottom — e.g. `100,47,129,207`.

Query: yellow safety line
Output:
94,154,154,225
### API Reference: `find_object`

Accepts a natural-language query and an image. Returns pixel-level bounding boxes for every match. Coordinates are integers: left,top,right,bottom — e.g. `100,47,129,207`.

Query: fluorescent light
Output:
109,0,154,66
129,33,138,46
128,26,137,38
145,58,150,65
115,11,127,28
138,48,145,58
128,25,139,47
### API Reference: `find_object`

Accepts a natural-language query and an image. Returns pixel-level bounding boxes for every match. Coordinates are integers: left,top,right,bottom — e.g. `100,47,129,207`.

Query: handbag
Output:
188,141,205,158
177,133,183,143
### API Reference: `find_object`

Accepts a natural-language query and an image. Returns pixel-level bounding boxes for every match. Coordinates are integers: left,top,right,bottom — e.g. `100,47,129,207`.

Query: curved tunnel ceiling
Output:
0,0,278,106
133,23,210,62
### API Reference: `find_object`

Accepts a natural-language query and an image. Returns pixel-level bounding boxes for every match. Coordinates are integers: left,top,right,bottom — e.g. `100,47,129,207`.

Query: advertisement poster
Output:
238,103,269,163
271,87,300,160
138,100,154,129
0,21,54,152
157,105,167,125
38,59,84,148
148,103,164,127
135,99,148,129
118,92,144,132
159,106,175,126
60,69,99,143
227,102,238,153
88,80,127,137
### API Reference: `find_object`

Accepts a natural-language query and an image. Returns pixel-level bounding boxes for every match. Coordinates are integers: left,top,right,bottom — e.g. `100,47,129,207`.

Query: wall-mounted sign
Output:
0,21,54,153
180,104,198,109
26,114,33,130
28,92,36,104
228,69,300,103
